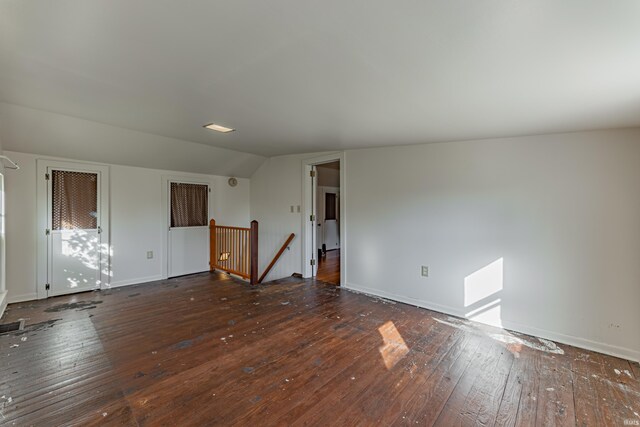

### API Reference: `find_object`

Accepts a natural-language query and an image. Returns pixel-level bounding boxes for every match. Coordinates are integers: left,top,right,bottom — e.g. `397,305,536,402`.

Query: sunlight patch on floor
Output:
378,321,409,369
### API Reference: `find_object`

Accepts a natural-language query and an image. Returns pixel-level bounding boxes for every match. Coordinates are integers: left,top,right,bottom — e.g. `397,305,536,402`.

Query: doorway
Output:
37,160,110,298
315,162,340,284
302,154,344,286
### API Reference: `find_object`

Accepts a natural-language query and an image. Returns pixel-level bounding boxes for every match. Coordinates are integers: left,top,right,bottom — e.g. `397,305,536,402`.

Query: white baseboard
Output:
3,276,165,306
7,292,39,304
500,319,639,363
344,282,639,363
107,275,165,289
0,291,7,319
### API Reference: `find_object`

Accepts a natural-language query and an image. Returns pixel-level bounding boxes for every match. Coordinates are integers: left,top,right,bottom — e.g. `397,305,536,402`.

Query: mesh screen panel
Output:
52,170,98,230
170,182,208,227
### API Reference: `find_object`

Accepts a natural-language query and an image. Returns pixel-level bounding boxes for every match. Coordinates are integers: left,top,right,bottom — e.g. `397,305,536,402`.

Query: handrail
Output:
258,233,295,284
215,225,251,231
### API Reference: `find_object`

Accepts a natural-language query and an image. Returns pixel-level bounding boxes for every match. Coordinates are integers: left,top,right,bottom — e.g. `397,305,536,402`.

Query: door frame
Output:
161,175,213,279
301,152,345,284
36,159,110,299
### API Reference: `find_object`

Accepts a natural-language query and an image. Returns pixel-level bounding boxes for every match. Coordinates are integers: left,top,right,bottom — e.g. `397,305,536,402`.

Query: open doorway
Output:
302,154,344,286
314,162,340,285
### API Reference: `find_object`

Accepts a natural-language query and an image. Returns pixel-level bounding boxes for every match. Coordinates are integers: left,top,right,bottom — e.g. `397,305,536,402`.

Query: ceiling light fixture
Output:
204,123,235,133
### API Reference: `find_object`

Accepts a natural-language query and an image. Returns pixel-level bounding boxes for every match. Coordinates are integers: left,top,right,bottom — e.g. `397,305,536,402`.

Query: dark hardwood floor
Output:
316,249,340,285
1,272,639,426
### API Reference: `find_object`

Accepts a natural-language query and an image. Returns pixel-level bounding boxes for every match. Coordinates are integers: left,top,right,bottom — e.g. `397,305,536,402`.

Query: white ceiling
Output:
1,1,639,158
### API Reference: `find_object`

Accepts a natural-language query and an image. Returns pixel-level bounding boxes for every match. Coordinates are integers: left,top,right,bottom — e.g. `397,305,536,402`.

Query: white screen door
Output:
168,181,209,277
47,168,103,296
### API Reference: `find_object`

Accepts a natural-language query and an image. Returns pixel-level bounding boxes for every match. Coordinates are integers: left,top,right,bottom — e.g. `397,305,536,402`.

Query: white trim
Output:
0,291,7,318
0,173,6,312
107,275,165,289
301,152,346,286
36,159,111,299
7,292,38,304
344,281,465,317
344,281,639,363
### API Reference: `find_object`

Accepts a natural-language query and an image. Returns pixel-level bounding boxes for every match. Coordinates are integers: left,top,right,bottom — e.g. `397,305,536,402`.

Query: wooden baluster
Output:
250,220,258,285
245,229,248,276
214,218,216,271
233,228,237,274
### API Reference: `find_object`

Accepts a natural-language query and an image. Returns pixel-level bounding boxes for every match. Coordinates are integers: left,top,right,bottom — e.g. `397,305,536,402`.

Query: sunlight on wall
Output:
378,321,409,370
464,257,503,328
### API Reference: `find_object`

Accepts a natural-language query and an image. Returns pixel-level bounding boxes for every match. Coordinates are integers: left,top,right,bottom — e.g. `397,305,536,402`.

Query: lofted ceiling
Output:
1,0,640,158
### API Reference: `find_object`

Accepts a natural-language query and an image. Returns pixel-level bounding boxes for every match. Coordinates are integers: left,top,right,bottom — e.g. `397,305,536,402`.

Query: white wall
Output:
0,127,6,317
5,151,250,302
250,152,334,281
250,155,305,282
251,129,640,361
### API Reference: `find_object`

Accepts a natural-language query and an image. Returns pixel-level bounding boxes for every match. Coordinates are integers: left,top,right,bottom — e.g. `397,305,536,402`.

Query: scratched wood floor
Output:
0,272,639,426
316,249,340,285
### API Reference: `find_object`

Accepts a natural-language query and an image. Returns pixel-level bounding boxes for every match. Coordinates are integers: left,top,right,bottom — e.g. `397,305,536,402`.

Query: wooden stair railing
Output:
210,219,258,284
210,219,293,285
258,233,295,284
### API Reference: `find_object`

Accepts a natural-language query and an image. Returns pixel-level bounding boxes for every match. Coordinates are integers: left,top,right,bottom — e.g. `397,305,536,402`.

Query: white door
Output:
47,168,103,296
168,181,210,277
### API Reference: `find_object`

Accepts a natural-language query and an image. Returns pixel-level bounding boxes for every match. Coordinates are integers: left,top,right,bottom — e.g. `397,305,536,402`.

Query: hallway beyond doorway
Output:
317,249,340,285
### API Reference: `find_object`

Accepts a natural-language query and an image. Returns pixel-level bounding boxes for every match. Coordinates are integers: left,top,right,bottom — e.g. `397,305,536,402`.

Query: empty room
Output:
0,1,639,426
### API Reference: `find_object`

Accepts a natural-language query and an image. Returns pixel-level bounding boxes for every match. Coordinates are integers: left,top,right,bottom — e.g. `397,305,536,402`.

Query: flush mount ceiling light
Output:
204,123,235,133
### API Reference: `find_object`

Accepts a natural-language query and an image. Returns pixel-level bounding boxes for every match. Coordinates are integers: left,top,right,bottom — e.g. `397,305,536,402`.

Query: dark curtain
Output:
171,182,208,227
52,170,98,230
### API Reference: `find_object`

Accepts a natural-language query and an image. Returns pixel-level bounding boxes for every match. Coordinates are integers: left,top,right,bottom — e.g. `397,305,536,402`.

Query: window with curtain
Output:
52,170,98,230
170,182,208,227
325,193,337,220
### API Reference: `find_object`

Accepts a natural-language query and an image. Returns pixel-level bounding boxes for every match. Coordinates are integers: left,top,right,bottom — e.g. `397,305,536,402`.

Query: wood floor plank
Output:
1,271,638,426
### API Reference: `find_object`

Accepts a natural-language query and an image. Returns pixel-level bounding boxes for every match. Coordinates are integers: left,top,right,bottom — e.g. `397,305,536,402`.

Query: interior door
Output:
47,169,102,296
168,181,210,277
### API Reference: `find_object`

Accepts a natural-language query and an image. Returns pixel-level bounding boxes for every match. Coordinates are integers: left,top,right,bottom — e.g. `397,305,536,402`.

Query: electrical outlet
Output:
147,251,154,259
297,205,301,213
421,266,429,277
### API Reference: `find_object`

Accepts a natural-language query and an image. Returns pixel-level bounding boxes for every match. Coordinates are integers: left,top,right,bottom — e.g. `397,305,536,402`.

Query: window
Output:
52,170,98,230
170,182,208,227
325,193,337,220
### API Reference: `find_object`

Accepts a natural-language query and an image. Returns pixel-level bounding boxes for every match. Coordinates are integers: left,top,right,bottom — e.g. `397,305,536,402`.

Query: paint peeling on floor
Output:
44,301,103,312
432,316,565,355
